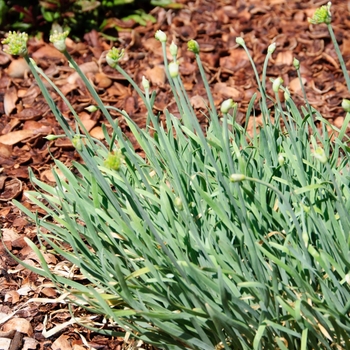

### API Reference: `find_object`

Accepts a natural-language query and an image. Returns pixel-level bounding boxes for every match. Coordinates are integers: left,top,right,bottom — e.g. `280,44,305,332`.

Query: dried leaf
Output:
7,58,29,78
0,130,34,145
4,86,18,115
2,318,33,336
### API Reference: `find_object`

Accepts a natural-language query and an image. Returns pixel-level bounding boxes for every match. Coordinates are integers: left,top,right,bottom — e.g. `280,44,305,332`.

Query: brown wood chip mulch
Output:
1,0,350,349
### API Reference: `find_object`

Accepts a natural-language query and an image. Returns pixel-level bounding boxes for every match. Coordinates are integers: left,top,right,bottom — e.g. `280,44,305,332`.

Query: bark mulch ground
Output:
1,0,350,349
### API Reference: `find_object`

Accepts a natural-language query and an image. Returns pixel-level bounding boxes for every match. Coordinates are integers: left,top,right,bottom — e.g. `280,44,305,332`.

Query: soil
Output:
1,0,350,349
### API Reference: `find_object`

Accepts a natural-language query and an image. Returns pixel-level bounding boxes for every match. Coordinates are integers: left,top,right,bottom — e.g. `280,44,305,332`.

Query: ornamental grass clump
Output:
2,2,350,348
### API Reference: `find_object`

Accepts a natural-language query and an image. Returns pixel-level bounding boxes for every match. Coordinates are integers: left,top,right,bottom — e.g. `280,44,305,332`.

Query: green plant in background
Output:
2,1,350,349
0,0,180,37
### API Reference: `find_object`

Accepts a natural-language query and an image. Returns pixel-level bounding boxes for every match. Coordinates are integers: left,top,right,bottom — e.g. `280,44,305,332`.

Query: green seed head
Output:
278,154,285,166
309,2,332,25
106,47,124,68
187,40,200,54
104,150,123,171
49,30,69,52
2,31,28,57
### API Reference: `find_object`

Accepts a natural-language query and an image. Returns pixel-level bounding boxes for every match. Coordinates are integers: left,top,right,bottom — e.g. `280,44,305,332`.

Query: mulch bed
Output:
1,0,350,348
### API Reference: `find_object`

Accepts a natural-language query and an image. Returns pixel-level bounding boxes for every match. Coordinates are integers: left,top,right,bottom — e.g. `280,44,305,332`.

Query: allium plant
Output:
2,3,350,348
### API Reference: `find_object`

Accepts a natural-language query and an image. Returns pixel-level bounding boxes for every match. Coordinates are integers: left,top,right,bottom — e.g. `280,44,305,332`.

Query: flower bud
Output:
168,61,179,78
174,197,183,211
268,42,276,54
229,174,246,183
155,30,167,42
220,99,235,114
85,105,98,113
284,89,291,101
313,147,327,164
272,77,283,93
49,30,69,52
187,40,200,54
45,134,60,141
342,98,350,112
169,41,178,58
278,154,285,166
293,58,300,70
235,37,245,46
72,135,83,151
142,76,150,91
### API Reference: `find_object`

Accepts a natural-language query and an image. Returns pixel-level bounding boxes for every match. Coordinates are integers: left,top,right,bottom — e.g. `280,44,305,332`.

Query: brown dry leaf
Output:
275,51,293,66
79,112,97,132
0,130,34,145
4,86,18,115
0,177,22,201
52,334,72,350
7,58,29,78
2,318,33,336
90,126,104,140
289,77,307,94
40,168,66,183
40,287,57,298
220,49,249,72
0,143,12,158
1,228,20,241
22,337,38,350
213,83,241,99
22,121,51,135
144,66,166,86
15,108,42,121
32,45,65,60
4,290,20,304
190,95,207,110
67,62,99,84
94,72,112,88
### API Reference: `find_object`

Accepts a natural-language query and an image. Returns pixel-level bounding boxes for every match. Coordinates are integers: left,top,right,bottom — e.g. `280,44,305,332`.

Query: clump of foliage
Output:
0,0,179,37
2,2,350,349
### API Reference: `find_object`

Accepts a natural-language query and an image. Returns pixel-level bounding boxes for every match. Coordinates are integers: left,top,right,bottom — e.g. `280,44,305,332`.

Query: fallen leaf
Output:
144,66,166,86
4,86,18,115
0,130,34,145
52,334,72,350
67,62,99,84
7,58,29,78
90,126,104,140
32,45,65,60
2,318,33,336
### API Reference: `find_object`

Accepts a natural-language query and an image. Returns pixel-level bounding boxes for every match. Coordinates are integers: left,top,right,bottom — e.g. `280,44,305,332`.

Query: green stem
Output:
327,24,350,92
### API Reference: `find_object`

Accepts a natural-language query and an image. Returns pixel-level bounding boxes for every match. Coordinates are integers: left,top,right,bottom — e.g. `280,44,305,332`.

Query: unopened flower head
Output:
170,41,178,58
284,89,291,101
2,32,28,56
342,98,350,112
220,99,236,114
174,197,183,211
72,135,83,151
268,42,276,54
235,37,245,46
187,40,200,54
293,57,300,70
85,105,98,113
278,154,285,166
106,47,124,68
49,30,69,52
168,61,179,78
309,2,332,25
155,30,167,42
313,147,327,164
229,174,246,183
142,76,150,91
272,77,284,93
